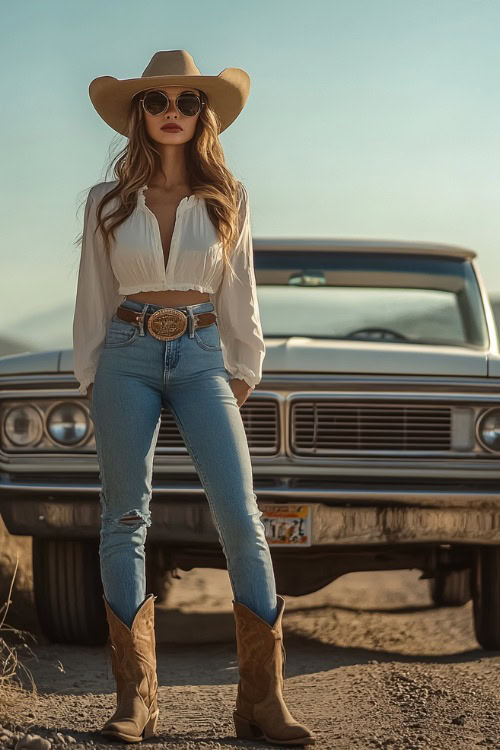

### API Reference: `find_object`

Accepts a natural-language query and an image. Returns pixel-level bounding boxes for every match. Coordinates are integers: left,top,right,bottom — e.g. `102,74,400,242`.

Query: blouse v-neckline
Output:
137,184,198,278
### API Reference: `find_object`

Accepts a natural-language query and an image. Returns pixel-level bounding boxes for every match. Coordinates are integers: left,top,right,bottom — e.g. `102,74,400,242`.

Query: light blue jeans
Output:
90,297,278,629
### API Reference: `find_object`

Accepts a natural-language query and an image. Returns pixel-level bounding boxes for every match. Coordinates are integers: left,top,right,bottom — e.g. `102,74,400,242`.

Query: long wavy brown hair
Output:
75,88,245,279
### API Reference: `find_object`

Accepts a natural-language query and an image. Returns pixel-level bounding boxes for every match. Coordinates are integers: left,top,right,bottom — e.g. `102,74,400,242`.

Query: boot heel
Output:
143,708,159,738
233,711,264,740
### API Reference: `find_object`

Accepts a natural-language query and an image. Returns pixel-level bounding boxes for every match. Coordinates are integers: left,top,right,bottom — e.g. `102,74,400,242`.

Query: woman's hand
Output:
230,378,253,407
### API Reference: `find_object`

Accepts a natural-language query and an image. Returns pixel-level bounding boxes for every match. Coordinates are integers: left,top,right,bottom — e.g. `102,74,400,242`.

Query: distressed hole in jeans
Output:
118,510,147,527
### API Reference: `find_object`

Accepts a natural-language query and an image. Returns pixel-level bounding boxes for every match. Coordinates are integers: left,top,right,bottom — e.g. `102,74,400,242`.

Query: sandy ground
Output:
1,518,500,749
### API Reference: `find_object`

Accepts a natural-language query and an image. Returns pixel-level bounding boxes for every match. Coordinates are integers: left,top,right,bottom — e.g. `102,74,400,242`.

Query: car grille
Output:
290,400,453,453
156,398,280,455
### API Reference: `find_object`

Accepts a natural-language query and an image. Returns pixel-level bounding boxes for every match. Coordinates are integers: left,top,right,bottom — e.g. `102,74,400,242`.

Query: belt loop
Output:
187,307,196,338
138,302,148,336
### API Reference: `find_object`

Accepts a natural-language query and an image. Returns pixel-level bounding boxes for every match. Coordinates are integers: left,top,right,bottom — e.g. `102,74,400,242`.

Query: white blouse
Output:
72,180,265,395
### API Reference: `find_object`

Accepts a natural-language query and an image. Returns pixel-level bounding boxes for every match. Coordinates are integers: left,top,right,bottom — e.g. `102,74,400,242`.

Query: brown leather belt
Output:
115,305,217,341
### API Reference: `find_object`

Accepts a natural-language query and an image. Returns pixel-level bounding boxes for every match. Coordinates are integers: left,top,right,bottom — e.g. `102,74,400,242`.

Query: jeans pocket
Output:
193,321,222,351
104,314,140,348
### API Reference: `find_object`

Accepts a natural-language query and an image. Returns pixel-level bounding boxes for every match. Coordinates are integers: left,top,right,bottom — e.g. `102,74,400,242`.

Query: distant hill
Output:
0,335,34,357
0,301,74,358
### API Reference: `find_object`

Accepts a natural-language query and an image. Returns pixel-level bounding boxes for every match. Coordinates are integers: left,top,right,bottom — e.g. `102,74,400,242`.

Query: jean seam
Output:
166,400,239,599
194,341,222,352
93,397,151,611
193,327,222,352
104,328,140,348
92,407,109,526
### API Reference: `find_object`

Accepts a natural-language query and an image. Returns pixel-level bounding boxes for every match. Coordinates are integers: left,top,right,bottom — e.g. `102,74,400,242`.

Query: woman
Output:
72,49,315,746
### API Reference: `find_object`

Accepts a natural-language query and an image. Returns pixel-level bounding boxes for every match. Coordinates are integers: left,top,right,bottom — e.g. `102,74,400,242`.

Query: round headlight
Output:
46,403,90,446
4,406,44,447
476,408,500,453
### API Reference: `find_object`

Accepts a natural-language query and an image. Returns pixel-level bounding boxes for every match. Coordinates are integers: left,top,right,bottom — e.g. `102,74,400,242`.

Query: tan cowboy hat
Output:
89,49,250,137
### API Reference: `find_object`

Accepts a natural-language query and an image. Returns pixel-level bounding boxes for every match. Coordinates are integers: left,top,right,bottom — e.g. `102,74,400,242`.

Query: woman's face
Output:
142,85,202,144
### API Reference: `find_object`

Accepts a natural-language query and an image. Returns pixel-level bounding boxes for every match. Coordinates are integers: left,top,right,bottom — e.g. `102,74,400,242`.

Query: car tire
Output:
145,545,176,605
472,545,500,650
32,538,107,646
429,568,472,607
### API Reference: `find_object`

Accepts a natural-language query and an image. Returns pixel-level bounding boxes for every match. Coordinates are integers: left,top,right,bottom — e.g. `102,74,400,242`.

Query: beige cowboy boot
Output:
100,593,159,743
232,594,316,745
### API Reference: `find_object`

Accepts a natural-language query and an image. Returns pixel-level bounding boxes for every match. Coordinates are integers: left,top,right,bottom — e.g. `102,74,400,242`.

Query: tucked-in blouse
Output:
72,180,265,395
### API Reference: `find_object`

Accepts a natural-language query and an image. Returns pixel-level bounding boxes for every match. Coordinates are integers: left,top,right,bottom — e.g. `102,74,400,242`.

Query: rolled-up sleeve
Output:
213,183,265,389
72,187,123,396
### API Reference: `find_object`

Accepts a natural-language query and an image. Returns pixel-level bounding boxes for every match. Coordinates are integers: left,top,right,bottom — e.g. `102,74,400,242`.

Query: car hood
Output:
0,350,61,376
263,338,489,377
0,342,490,383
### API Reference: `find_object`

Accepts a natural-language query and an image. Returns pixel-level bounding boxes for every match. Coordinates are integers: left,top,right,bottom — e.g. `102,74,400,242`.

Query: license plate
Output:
260,504,312,546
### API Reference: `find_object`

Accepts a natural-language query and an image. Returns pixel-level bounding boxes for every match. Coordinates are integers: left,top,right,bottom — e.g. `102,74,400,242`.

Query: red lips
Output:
161,124,182,131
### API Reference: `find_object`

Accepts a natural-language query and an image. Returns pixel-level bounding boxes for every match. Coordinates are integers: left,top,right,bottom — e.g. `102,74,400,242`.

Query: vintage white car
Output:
1,238,500,650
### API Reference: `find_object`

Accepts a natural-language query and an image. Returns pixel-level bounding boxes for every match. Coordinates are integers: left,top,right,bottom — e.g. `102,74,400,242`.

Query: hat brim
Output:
89,68,250,136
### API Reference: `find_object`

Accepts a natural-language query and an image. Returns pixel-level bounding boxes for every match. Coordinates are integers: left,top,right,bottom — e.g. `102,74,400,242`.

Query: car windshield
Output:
254,251,489,348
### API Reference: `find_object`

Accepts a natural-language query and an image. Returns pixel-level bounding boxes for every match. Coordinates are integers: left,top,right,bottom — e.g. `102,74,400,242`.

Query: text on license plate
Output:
260,504,312,547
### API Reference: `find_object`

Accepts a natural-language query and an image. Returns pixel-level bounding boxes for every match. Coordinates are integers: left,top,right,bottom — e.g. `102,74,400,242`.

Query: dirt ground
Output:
1,517,500,750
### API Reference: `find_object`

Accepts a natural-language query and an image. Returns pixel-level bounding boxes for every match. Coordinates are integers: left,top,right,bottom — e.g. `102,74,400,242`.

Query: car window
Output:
254,252,489,348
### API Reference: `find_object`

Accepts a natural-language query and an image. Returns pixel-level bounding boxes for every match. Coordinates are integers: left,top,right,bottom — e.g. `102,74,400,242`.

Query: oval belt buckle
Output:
147,308,187,341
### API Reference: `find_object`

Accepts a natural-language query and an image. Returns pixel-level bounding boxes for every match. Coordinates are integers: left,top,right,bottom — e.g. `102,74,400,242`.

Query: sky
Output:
2,0,500,350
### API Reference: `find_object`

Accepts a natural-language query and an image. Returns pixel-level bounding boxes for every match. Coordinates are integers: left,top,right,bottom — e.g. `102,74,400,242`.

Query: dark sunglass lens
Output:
143,91,169,115
177,94,201,116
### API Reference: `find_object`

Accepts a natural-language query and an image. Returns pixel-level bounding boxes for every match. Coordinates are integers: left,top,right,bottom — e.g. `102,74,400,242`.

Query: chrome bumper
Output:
1,491,500,545
311,504,500,545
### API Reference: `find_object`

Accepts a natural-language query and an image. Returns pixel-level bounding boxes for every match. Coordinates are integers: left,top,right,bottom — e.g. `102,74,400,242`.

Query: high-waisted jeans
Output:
90,297,278,629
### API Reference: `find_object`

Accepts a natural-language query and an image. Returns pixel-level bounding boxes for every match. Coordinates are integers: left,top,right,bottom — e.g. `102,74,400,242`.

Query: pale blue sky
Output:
2,0,500,349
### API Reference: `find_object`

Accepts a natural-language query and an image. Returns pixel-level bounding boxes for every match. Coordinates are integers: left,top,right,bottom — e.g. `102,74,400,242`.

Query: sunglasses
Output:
139,89,204,117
